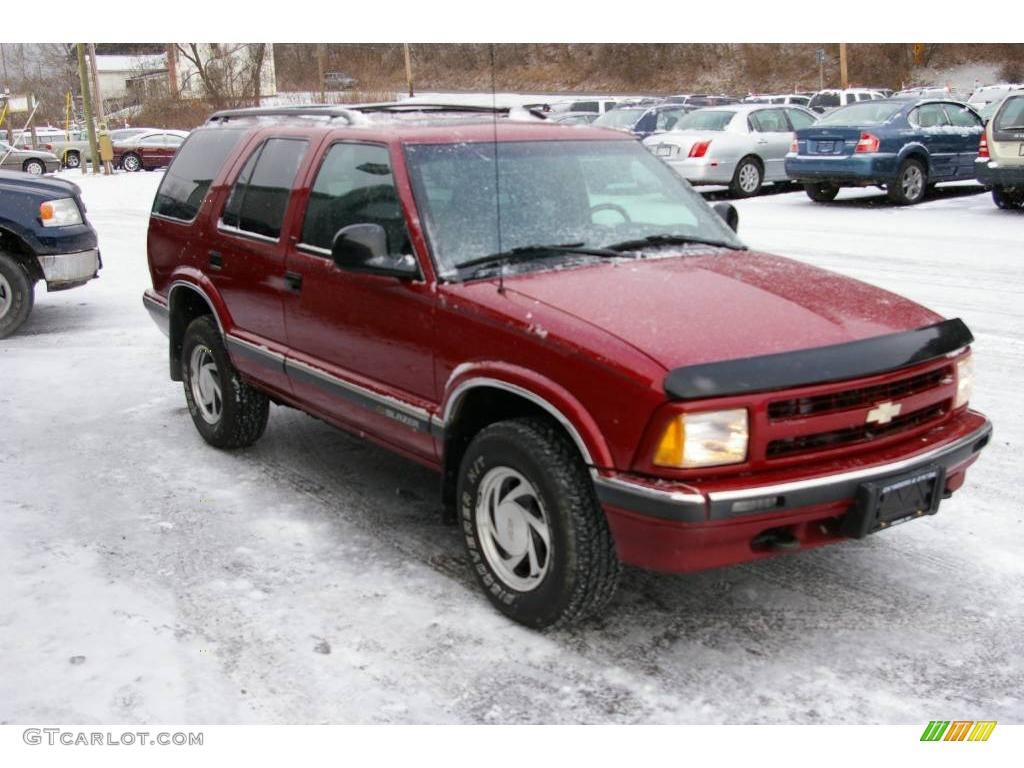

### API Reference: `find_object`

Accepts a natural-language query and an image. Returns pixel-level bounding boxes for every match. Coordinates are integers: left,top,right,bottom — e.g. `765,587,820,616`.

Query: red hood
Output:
493,250,943,370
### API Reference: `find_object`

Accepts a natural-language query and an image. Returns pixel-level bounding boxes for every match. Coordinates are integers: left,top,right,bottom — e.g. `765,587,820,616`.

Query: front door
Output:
282,141,437,461
941,102,986,179
909,103,959,179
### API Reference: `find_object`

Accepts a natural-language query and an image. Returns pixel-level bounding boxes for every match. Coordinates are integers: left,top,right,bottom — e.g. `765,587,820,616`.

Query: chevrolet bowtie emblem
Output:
866,401,902,425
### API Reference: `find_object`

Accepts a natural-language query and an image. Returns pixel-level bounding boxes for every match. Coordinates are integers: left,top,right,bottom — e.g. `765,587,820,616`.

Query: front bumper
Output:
595,413,992,572
975,161,1024,186
44,158,62,173
38,247,101,290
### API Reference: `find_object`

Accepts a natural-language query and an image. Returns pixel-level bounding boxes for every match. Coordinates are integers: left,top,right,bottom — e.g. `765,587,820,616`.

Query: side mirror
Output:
331,223,420,279
713,202,739,232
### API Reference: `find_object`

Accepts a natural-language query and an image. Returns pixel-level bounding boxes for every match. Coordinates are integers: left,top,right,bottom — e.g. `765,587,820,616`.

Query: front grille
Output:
766,402,949,458
768,366,952,420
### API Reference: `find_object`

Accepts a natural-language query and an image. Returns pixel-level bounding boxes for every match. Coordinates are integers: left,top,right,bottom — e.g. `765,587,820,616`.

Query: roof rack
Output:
205,105,369,125
205,102,548,125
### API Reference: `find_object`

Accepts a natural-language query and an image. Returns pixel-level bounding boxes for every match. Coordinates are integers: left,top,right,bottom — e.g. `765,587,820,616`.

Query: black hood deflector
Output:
664,318,973,400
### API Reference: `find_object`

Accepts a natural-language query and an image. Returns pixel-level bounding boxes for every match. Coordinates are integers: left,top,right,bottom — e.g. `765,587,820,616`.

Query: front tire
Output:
457,417,621,629
0,253,35,339
23,159,45,175
992,185,1024,210
888,158,927,205
804,182,840,202
122,153,141,172
729,156,763,198
181,315,269,448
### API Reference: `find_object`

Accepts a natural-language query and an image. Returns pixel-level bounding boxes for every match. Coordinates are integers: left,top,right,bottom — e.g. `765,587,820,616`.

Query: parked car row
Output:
1,126,190,175
635,88,1024,211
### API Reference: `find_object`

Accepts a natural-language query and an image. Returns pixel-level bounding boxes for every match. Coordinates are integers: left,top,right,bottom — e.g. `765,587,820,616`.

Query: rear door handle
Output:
285,271,303,292
208,250,223,270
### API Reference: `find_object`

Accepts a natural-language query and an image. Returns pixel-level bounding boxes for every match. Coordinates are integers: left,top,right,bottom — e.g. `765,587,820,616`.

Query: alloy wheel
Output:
0,272,11,320
475,467,552,592
901,164,924,201
738,162,761,193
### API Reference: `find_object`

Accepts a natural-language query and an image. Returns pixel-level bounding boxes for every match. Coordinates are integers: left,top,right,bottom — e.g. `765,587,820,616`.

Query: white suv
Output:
807,88,886,113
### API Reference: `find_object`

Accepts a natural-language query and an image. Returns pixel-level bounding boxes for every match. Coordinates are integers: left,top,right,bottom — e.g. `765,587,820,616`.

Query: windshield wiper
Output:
457,243,621,274
604,234,745,252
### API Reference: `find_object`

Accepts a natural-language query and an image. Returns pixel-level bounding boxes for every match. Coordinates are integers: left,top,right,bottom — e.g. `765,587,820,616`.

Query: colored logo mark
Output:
920,721,997,742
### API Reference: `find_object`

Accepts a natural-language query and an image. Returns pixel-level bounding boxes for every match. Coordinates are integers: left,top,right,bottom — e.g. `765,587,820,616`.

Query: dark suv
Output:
143,105,990,628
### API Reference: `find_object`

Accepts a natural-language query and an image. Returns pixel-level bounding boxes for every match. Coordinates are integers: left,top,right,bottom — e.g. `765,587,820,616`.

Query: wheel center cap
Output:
494,503,529,556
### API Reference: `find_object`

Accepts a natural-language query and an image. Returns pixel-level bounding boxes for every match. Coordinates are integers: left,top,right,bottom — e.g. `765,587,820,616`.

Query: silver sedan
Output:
0,140,61,175
643,104,818,197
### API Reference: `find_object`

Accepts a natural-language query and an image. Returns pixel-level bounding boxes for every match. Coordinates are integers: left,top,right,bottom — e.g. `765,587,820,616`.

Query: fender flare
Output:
439,363,614,469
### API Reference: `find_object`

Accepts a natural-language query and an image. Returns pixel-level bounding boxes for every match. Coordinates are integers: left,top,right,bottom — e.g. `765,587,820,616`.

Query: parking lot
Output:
1,171,1021,724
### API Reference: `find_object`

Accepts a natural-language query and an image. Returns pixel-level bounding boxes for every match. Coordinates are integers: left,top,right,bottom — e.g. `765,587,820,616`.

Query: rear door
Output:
940,103,985,178
748,108,793,180
209,135,311,394
282,141,438,461
990,95,1024,167
907,103,958,179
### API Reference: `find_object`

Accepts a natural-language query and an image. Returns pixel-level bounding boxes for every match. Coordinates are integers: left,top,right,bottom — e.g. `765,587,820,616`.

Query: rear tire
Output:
0,252,35,339
992,185,1024,210
804,182,840,202
887,158,927,205
729,156,763,198
64,151,81,169
122,153,141,172
181,315,269,448
457,417,621,629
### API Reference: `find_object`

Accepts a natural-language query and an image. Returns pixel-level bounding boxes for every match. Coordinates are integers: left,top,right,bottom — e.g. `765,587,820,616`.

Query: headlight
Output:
39,198,82,228
654,408,749,468
954,355,973,409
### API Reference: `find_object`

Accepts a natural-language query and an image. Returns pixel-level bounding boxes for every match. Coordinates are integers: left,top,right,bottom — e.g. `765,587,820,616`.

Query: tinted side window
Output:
300,143,408,255
153,128,246,222
223,138,307,239
571,101,598,112
943,104,982,128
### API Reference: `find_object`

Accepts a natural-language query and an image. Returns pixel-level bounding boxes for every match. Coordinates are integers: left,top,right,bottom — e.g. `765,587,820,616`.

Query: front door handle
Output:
208,250,223,270
284,271,303,292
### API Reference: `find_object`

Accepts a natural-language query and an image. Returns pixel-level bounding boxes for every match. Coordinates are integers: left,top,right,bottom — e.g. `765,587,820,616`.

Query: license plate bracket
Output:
817,140,834,153
842,465,946,539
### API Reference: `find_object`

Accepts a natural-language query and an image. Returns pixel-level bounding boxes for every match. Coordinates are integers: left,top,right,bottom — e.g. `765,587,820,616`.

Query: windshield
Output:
405,139,742,278
593,108,644,129
809,92,841,109
818,101,904,125
672,110,736,131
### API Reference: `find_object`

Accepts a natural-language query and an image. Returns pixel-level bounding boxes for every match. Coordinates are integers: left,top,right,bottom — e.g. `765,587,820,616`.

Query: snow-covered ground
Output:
1,171,1021,724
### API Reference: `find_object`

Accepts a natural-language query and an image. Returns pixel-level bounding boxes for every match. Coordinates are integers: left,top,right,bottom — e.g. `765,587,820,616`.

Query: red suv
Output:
143,104,991,628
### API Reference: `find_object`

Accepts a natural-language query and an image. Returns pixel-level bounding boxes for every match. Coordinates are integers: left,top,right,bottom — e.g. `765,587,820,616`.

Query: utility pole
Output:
166,43,178,101
403,43,414,98
76,44,100,175
317,44,326,102
839,43,849,89
87,44,112,175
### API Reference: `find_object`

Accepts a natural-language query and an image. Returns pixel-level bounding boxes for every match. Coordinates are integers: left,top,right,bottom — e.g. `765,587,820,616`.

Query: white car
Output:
643,104,818,197
807,88,886,113
743,94,812,106
968,83,1024,111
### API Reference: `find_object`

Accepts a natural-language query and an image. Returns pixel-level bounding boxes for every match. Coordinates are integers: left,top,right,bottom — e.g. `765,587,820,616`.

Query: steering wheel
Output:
590,202,632,223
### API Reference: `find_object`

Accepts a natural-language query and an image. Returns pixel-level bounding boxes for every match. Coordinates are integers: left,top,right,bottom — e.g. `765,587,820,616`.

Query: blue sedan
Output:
785,98,985,204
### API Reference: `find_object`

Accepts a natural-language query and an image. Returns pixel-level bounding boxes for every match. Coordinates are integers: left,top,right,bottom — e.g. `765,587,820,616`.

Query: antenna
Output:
490,44,505,294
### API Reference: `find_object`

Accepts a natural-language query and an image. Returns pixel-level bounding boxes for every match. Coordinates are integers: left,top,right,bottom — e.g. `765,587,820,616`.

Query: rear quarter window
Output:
152,128,246,222
994,97,1024,130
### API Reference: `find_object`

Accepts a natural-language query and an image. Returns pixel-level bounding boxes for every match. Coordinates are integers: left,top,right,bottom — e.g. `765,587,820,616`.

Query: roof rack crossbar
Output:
206,105,368,124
